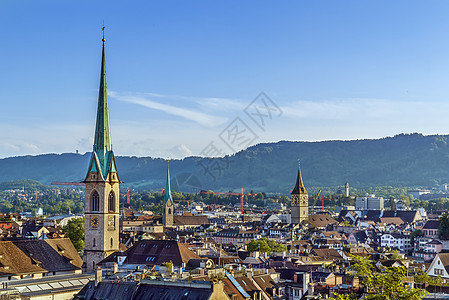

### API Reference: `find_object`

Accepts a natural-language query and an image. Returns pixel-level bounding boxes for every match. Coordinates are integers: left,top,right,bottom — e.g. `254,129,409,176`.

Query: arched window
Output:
110,237,113,247
108,191,115,212
93,238,96,248
168,208,171,215
91,191,100,211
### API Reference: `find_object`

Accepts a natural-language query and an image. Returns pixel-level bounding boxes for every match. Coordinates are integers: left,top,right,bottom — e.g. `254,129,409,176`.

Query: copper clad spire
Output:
292,161,307,195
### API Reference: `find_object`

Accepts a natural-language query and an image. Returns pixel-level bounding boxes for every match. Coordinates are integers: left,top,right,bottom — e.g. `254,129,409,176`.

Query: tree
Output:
266,239,287,252
439,213,449,240
247,238,286,253
390,197,396,211
400,195,410,206
334,255,426,300
62,217,84,251
247,238,271,253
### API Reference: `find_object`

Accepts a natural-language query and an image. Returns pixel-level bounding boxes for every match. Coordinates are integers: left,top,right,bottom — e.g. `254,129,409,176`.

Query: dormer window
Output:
92,174,96,179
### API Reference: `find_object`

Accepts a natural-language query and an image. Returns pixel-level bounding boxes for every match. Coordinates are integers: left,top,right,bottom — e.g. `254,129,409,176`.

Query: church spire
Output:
94,26,111,155
164,161,173,204
85,28,115,181
292,161,307,195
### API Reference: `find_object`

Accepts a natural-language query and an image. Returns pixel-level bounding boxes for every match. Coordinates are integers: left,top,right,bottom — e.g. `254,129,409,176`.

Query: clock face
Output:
166,200,172,207
291,195,299,206
90,216,99,228
108,216,115,227
300,195,308,205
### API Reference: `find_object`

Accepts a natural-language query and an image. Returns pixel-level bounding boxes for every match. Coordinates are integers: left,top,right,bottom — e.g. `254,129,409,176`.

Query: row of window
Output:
91,190,116,212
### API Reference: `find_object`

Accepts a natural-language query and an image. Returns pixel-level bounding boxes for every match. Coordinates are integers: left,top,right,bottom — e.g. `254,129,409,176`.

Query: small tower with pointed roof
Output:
291,161,308,224
83,28,120,272
163,161,174,227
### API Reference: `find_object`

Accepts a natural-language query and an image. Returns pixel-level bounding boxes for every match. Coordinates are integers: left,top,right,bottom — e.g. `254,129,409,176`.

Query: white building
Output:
356,195,384,210
380,233,411,253
427,253,449,282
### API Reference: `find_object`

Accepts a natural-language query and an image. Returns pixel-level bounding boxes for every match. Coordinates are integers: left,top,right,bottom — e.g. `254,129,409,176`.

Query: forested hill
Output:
1,133,449,193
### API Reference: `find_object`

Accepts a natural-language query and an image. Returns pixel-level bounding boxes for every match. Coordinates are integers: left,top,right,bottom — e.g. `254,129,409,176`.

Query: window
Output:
168,208,171,215
91,191,100,211
110,237,113,247
108,191,115,212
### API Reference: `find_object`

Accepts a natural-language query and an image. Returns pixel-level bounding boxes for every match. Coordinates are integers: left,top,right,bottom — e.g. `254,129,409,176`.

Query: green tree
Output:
266,239,287,252
247,238,271,252
62,217,85,251
390,197,396,211
439,213,449,240
334,255,426,300
400,195,411,206
247,238,286,253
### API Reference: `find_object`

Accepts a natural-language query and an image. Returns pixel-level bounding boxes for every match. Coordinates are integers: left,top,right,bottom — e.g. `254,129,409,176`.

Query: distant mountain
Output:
1,133,449,193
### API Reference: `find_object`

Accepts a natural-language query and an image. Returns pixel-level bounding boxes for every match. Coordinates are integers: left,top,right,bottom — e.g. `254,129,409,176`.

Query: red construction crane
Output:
201,188,255,214
120,187,132,205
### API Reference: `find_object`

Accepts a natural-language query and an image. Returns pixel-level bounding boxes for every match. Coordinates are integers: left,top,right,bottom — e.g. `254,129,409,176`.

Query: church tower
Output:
162,161,174,227
83,30,120,272
291,161,308,224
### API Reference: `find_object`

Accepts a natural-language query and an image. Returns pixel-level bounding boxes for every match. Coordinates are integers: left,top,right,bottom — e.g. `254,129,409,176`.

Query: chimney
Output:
303,273,310,293
308,282,314,297
212,281,224,295
95,267,102,286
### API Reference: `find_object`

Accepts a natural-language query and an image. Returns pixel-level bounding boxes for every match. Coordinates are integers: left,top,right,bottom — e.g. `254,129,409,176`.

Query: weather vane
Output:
102,22,105,44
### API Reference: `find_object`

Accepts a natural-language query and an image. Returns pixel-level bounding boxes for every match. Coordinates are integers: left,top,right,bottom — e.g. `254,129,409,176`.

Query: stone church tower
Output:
162,162,174,227
291,162,308,224
83,32,120,272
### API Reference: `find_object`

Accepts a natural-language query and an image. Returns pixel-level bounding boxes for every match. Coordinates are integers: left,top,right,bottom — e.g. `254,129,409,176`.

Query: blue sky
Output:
1,1,449,158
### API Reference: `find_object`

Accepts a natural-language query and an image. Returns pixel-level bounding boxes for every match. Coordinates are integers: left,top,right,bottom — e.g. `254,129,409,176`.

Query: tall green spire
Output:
85,29,116,180
164,161,173,204
94,37,111,155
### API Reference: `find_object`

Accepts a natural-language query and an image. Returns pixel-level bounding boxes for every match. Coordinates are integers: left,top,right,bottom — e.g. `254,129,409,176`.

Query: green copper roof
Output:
86,40,116,180
94,43,111,154
292,162,308,195
164,162,173,204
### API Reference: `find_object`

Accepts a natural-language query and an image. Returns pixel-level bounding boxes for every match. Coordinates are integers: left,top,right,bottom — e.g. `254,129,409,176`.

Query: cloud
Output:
109,91,230,127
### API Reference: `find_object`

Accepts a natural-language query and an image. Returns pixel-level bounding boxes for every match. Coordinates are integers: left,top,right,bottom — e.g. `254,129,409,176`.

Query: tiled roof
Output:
423,220,440,230
308,215,337,228
100,240,200,267
174,215,209,226
0,238,81,276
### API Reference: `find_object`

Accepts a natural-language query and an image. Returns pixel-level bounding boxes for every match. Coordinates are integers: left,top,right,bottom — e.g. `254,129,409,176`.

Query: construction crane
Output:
120,187,132,205
200,188,255,214
320,195,333,212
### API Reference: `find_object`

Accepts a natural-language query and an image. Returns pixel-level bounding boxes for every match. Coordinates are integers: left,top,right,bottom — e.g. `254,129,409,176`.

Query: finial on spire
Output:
102,24,105,44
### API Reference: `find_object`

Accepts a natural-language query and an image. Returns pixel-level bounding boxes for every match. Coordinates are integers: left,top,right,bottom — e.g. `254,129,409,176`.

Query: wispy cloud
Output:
109,91,230,127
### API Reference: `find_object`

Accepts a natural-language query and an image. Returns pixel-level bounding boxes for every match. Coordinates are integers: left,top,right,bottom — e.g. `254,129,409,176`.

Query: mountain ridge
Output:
1,133,449,193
